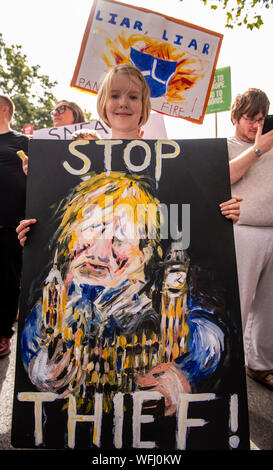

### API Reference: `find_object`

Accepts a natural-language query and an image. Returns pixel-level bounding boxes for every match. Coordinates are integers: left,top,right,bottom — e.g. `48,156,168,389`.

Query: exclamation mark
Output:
229,394,240,448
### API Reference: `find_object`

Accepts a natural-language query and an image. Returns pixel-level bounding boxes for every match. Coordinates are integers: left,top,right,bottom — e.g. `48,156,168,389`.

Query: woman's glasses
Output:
242,115,265,125
50,105,72,117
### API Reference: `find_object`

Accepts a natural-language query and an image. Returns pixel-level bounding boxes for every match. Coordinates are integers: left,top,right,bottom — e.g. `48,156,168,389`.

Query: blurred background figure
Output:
228,88,273,391
51,100,86,127
0,95,29,357
22,100,87,175
70,129,101,141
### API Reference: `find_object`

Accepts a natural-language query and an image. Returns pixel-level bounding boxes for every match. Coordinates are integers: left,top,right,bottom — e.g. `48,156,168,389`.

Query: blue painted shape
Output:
130,47,177,98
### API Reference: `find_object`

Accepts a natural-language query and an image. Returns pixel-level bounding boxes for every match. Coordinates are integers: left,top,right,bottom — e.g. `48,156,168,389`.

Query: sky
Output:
0,0,272,139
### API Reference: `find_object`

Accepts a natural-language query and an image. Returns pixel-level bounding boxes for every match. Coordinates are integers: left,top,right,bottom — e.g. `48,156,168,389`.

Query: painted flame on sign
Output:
100,31,206,103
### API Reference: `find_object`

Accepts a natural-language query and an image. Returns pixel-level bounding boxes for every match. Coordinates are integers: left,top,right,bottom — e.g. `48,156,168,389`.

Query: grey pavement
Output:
0,324,272,452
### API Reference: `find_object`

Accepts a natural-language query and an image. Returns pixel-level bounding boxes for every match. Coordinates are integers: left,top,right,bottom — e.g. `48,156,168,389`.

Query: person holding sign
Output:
228,88,273,391
21,100,87,175
17,64,241,242
16,64,242,415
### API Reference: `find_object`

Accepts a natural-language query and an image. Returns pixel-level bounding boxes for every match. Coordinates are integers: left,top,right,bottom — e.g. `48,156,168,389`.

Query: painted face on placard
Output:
67,210,149,288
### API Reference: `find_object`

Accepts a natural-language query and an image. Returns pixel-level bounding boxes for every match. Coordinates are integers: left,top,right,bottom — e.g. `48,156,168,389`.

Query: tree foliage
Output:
179,0,272,29
0,33,58,132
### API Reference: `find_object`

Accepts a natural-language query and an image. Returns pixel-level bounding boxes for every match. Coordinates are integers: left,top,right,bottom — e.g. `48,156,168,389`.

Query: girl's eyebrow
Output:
110,88,141,95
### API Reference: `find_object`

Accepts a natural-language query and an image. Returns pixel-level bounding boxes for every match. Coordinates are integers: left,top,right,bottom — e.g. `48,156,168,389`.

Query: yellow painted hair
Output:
54,172,162,274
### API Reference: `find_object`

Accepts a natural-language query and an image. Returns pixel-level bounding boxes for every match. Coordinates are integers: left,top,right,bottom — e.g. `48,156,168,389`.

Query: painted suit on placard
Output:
21,252,227,412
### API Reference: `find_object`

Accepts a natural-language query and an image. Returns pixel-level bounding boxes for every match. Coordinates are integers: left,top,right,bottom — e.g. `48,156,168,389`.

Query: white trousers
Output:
234,224,273,371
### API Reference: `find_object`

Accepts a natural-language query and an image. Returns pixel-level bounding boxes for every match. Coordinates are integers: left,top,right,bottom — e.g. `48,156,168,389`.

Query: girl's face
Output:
106,72,143,139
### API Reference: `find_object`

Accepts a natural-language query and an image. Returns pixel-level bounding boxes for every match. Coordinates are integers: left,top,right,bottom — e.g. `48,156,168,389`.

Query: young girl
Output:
16,64,241,417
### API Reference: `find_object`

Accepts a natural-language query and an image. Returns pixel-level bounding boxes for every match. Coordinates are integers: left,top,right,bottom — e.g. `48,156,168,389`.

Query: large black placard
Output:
12,138,249,453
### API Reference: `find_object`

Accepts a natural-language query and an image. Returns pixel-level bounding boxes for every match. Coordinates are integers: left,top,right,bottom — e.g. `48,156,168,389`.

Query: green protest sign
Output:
206,67,231,114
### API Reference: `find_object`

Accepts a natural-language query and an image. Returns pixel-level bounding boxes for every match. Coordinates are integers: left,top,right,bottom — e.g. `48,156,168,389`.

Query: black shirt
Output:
0,130,29,227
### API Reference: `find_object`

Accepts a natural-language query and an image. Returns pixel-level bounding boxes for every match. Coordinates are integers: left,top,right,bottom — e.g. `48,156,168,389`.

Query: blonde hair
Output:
97,64,151,129
71,129,101,140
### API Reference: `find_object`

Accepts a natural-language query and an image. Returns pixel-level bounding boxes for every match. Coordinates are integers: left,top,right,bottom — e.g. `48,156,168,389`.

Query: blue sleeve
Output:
174,266,227,387
21,303,44,372
174,312,225,385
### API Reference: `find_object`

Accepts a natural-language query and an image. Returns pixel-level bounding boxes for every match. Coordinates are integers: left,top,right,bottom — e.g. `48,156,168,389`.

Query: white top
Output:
228,136,273,226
